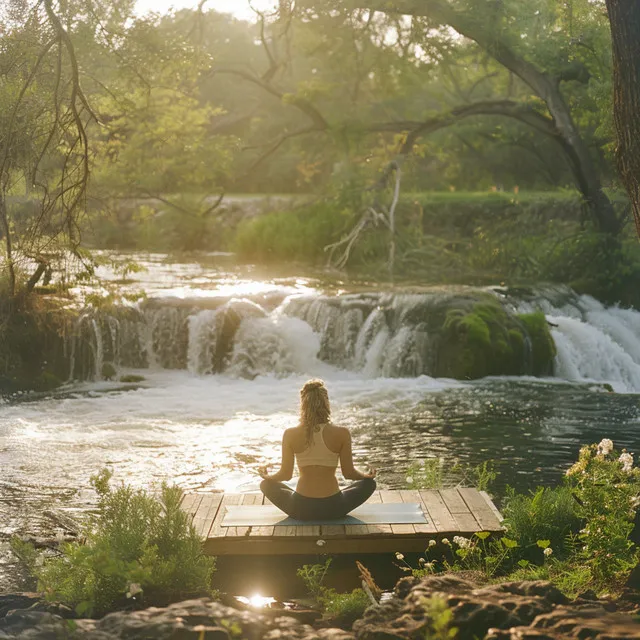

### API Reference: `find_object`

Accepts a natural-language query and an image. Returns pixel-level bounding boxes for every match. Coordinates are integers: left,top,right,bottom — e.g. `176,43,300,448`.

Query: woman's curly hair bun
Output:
301,379,325,394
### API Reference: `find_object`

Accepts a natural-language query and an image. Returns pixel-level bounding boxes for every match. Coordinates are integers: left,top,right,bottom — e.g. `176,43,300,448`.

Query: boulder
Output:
353,576,640,640
0,598,352,640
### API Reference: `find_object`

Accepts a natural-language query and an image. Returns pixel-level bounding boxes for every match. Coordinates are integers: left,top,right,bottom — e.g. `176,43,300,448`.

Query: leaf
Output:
536,539,551,549
475,531,491,540
517,559,530,568
501,537,519,549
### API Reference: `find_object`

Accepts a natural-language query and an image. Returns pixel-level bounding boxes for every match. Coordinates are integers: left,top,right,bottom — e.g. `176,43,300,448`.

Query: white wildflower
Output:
597,438,614,457
395,552,405,560
428,540,437,547
543,547,553,557
442,538,450,545
619,452,634,473
406,476,414,484
126,583,143,598
453,536,472,549
631,496,640,509
316,539,326,547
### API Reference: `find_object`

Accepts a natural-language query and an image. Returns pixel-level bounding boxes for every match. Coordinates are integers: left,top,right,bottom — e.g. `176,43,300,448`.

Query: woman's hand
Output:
363,467,377,479
258,465,270,480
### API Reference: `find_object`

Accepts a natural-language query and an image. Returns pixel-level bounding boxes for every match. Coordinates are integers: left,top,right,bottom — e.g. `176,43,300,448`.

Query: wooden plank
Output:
345,524,370,536
458,488,503,531
399,490,437,535
181,493,203,521
321,524,346,537
451,512,481,533
379,490,403,503
193,493,223,538
419,490,457,532
208,493,237,539
480,490,505,523
301,525,321,537
204,534,454,556
368,491,382,503
439,488,469,514
440,488,480,532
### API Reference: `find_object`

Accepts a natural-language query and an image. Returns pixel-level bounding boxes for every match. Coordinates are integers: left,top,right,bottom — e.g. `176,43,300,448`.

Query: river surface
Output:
2,252,640,591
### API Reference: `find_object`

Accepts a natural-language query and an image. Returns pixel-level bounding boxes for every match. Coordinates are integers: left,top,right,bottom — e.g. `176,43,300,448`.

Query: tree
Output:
0,0,96,297
288,0,621,235
605,0,640,238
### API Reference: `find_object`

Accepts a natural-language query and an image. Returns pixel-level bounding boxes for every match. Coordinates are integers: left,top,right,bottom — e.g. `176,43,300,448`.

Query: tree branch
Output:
213,68,329,131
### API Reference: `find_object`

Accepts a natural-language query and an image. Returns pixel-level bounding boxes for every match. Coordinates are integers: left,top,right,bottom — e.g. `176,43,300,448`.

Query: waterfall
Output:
51,286,640,391
187,310,221,375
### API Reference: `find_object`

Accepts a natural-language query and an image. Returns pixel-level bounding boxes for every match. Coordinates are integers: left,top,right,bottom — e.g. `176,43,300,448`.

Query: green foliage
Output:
297,559,369,626
234,201,355,264
405,459,497,492
518,312,557,376
502,486,580,559
421,595,458,640
119,375,145,383
402,440,640,595
20,469,215,617
0,296,71,393
565,440,640,586
505,559,593,599
438,298,531,379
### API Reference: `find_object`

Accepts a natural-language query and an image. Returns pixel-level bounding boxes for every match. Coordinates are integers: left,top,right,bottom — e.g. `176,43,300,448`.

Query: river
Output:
2,252,640,591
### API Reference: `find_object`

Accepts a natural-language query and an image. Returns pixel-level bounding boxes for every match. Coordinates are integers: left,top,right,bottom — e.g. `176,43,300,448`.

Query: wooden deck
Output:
182,488,504,556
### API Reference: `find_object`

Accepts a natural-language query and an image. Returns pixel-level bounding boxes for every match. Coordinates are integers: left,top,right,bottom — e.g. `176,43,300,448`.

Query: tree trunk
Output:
0,192,16,297
605,0,640,238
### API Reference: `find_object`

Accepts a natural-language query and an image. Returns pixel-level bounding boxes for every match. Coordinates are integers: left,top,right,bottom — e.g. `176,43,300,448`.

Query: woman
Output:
259,379,376,521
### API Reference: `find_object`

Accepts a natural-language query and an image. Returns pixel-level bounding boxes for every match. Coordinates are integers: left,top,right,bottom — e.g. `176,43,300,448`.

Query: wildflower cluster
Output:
565,438,640,584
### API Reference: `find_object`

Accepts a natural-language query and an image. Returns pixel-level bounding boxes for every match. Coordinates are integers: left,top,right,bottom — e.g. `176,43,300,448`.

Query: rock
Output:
0,595,41,619
0,598,351,640
486,605,640,639
354,577,566,640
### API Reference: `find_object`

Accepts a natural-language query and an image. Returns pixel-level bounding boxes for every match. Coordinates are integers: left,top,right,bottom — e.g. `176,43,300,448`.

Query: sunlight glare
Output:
237,594,276,608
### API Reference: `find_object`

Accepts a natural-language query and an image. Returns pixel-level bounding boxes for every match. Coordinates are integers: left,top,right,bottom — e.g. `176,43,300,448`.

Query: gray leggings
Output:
260,478,377,521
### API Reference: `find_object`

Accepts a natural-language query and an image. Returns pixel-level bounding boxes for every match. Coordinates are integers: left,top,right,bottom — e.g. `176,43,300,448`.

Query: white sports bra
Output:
295,424,340,468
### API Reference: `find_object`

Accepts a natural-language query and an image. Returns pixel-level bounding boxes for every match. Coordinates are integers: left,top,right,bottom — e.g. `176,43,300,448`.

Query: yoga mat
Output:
221,502,427,527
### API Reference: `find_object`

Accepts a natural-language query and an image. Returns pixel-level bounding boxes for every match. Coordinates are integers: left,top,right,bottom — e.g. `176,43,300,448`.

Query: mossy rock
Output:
32,371,63,392
518,311,557,376
435,297,527,379
101,362,117,380
119,374,145,383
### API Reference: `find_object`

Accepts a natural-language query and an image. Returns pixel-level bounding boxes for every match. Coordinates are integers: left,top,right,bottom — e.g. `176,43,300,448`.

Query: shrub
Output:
565,439,640,585
297,559,369,627
14,469,215,617
233,202,355,264
502,486,580,559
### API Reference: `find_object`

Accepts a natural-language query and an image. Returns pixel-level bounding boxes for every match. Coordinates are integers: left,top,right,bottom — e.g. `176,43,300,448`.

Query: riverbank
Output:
80,189,639,308
2,574,639,639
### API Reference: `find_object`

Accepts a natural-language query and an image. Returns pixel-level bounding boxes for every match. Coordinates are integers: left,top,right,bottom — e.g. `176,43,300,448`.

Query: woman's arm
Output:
259,430,295,482
339,429,376,480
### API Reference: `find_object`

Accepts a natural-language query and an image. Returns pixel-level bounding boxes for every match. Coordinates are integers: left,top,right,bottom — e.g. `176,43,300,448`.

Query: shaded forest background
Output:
1,0,639,303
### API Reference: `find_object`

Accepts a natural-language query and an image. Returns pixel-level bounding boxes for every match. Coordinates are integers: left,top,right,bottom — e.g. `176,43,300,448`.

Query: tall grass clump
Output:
297,559,370,627
13,469,215,617
234,201,355,263
502,486,580,560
